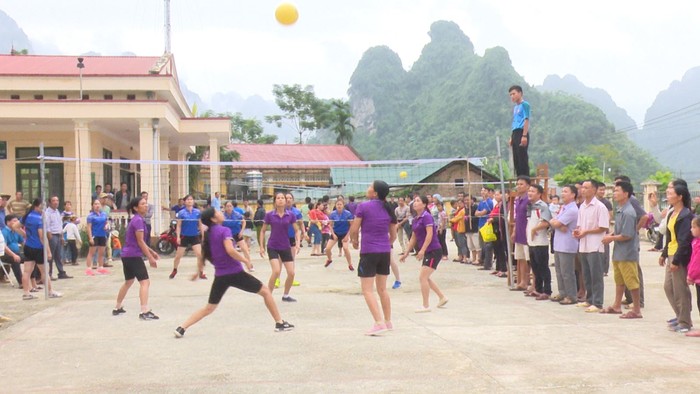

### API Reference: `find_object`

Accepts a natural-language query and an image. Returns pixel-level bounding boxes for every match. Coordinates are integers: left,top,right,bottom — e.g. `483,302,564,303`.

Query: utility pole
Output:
164,0,171,53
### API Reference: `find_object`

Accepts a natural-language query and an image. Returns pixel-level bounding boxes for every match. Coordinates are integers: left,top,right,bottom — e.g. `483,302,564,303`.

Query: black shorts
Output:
121,256,149,281
288,237,296,247
208,271,263,304
232,232,244,243
336,233,347,249
268,248,294,263
179,235,201,248
358,252,391,278
24,246,44,263
422,249,443,269
92,236,107,247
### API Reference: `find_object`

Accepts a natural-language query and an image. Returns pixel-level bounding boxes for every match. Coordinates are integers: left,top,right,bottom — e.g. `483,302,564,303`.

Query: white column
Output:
139,120,155,203
209,137,220,197
74,120,91,219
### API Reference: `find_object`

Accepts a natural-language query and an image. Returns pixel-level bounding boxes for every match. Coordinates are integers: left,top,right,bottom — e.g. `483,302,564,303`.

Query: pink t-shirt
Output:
687,238,700,284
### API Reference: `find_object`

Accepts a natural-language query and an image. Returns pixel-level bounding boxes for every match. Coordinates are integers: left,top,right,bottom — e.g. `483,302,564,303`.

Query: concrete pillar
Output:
641,180,661,212
209,137,220,198
74,120,91,219
139,120,155,208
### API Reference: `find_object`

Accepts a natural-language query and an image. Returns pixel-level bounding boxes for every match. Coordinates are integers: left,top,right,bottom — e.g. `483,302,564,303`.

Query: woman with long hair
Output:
400,195,448,312
85,199,110,276
349,180,396,335
21,198,61,299
170,195,205,280
174,208,294,337
113,197,160,320
324,199,355,271
259,193,300,302
223,201,253,272
659,180,694,332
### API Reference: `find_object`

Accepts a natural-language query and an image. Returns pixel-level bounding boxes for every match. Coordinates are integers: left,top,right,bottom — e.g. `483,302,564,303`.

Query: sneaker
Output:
275,320,295,332
292,280,300,286
57,273,73,279
174,326,186,338
437,297,449,308
324,259,333,267
672,325,690,334
97,268,110,275
415,306,432,313
199,272,208,280
112,307,126,316
169,269,178,279
282,295,297,302
139,311,160,320
348,265,355,271
85,269,95,276
385,321,393,331
667,317,678,325
103,263,114,268
365,323,388,336
392,280,401,289
22,294,37,300
49,291,62,298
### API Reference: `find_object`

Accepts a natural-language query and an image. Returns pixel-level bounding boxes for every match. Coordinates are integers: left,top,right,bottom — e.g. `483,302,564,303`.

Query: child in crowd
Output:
685,217,700,337
111,230,122,259
63,215,81,265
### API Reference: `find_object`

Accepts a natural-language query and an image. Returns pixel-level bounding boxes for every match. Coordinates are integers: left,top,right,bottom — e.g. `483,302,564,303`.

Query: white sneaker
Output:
437,298,449,308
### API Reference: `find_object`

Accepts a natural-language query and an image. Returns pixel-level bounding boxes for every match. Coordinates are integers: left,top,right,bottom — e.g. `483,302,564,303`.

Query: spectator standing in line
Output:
46,196,72,280
7,191,30,217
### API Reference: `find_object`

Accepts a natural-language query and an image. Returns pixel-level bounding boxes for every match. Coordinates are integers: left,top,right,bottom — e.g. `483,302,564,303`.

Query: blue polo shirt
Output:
24,210,43,248
329,209,354,235
177,208,201,236
287,207,302,238
512,100,531,130
223,210,243,235
477,198,494,229
87,211,108,237
2,226,24,254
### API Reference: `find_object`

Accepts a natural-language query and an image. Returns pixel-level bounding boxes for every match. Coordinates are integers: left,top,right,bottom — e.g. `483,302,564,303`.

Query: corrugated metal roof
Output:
0,54,164,76
226,144,362,163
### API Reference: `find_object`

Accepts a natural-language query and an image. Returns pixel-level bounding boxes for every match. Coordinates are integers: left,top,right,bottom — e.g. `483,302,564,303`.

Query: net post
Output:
496,136,515,288
40,143,50,299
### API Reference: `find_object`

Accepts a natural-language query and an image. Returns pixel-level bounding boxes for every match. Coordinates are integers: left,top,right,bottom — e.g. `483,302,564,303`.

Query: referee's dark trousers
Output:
512,128,529,176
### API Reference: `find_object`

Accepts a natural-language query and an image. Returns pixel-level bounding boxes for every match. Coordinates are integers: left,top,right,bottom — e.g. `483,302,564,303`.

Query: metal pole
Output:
40,143,50,299
164,0,171,53
152,119,160,243
496,137,515,288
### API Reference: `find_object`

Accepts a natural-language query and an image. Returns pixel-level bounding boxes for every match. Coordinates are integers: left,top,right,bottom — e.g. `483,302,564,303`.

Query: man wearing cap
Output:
46,195,72,280
7,191,30,217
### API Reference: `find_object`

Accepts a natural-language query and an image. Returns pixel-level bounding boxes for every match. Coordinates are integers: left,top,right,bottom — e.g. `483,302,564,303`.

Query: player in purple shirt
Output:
259,193,300,302
349,180,397,336
174,208,294,337
112,197,160,320
512,175,531,291
400,196,448,312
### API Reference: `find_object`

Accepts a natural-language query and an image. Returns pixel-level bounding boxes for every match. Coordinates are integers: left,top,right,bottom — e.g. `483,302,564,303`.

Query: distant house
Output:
0,53,229,233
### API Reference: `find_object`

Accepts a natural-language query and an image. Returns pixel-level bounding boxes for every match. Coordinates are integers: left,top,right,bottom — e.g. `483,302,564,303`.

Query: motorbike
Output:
645,212,661,245
157,220,178,255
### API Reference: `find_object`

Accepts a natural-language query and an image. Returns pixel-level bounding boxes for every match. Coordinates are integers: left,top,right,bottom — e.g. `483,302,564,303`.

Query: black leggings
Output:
67,240,78,264
438,230,448,257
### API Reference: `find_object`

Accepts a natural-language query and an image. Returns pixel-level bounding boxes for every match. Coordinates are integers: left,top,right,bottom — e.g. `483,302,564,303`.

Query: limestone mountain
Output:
338,20,660,184
539,74,638,131
630,66,700,180
0,9,33,54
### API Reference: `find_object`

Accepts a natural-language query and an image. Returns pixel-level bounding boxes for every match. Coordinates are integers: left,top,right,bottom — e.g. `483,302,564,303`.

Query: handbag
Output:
479,222,497,242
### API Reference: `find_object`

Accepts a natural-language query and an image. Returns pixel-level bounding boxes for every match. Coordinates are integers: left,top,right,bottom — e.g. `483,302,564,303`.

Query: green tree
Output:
266,84,323,144
648,170,673,186
553,155,602,185
325,99,355,145
202,110,278,144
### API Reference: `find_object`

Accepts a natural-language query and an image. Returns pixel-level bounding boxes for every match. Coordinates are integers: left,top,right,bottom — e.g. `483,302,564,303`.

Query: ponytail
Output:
200,207,216,264
373,180,397,224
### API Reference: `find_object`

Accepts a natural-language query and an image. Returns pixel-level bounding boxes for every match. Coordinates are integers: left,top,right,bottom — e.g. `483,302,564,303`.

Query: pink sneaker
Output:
364,323,388,336
97,268,110,275
385,321,393,331
85,269,95,276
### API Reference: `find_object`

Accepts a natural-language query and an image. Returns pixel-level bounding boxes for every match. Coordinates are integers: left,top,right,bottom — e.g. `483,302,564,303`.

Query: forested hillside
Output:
328,20,660,184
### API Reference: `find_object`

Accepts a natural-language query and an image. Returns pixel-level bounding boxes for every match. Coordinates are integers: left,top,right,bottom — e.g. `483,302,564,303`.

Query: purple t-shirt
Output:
208,225,243,276
121,214,145,258
553,201,579,253
411,210,442,253
264,210,296,250
356,199,392,254
514,194,529,245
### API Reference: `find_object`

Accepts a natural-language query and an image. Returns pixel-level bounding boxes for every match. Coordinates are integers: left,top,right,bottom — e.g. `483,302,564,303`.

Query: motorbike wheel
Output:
157,239,174,255
646,229,658,245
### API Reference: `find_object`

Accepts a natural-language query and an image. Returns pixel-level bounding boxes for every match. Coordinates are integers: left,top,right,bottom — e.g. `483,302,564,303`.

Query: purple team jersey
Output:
514,194,529,245
264,210,296,250
121,214,145,258
356,199,392,254
411,210,442,253
208,225,244,276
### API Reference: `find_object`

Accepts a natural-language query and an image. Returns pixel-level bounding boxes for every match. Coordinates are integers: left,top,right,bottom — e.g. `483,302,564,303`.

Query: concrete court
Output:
1,239,700,393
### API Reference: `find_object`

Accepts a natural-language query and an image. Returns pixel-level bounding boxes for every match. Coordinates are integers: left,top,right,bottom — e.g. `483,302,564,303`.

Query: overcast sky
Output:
2,0,699,126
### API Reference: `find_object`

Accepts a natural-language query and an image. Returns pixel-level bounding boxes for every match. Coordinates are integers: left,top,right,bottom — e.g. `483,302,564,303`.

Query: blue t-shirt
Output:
329,209,354,235
177,208,201,236
2,226,24,254
24,210,43,249
512,100,531,130
223,210,243,235
477,198,494,229
87,211,108,238
287,207,302,238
